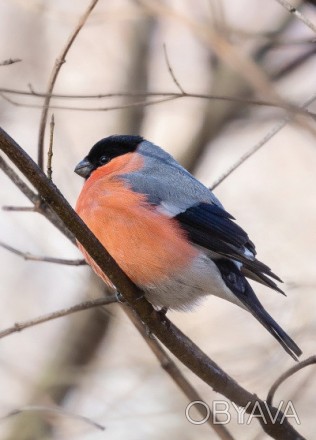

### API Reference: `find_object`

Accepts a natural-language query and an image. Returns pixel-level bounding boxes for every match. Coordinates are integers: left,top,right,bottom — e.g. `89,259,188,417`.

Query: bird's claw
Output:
115,291,126,303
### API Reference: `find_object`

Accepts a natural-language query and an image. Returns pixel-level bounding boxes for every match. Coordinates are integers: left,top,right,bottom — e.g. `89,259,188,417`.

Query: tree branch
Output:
47,114,55,180
0,295,117,339
2,206,36,212
163,43,186,94
210,91,316,190
0,58,21,66
275,0,316,33
0,155,76,245
1,405,105,431
37,0,99,169
267,355,316,405
0,240,86,266
1,88,315,119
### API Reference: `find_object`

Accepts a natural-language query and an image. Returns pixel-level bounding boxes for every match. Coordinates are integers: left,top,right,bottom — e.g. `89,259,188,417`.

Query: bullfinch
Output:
75,135,302,360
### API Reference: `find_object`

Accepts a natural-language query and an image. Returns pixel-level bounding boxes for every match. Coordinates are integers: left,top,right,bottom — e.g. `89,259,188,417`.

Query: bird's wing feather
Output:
174,202,283,292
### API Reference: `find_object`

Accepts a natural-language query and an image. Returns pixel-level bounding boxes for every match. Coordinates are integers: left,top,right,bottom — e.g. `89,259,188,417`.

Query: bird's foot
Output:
156,307,170,328
115,290,126,303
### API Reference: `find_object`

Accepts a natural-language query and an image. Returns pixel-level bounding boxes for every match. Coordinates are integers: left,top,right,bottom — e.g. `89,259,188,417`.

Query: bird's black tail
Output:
215,259,302,360
243,291,302,361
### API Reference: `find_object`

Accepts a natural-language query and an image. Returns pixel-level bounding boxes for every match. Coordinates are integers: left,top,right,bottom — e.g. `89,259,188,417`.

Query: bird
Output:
74,135,302,360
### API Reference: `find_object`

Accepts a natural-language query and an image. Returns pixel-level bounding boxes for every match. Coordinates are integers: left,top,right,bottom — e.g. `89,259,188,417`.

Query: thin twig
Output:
0,58,22,66
1,86,316,119
2,94,181,113
0,156,41,204
267,356,316,405
0,87,184,98
0,295,117,339
270,37,316,46
0,155,76,245
210,92,316,190
208,25,316,45
139,0,282,103
0,240,86,266
37,0,99,169
47,114,55,180
0,93,20,106
272,44,316,80
163,43,186,93
0,405,105,431
2,206,36,212
275,0,316,33
287,363,316,408
139,0,316,145
0,127,305,440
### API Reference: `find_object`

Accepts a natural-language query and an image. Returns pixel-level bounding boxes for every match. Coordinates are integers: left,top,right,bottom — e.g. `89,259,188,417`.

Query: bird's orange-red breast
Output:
75,151,198,286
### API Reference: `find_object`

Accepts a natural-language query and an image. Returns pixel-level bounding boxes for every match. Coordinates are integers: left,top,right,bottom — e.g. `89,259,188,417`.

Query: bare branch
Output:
205,25,316,45
0,295,117,339
0,127,306,440
267,356,316,405
163,43,186,93
37,0,99,170
122,305,235,440
47,114,55,180
2,206,36,212
0,240,86,266
0,92,20,106
275,0,316,33
0,58,21,66
272,44,316,80
0,155,41,204
138,0,282,103
210,92,316,190
0,155,76,245
1,94,180,112
1,86,316,120
0,87,176,98
271,36,316,45
0,405,105,431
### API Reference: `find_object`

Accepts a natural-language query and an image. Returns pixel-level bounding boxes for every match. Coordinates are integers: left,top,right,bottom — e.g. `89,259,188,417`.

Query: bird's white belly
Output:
143,253,243,311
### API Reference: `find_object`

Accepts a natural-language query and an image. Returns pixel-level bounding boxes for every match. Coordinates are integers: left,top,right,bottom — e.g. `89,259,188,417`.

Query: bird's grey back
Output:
120,139,223,214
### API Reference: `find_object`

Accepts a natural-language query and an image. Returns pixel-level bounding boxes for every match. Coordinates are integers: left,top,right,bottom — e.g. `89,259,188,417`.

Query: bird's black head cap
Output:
75,135,144,178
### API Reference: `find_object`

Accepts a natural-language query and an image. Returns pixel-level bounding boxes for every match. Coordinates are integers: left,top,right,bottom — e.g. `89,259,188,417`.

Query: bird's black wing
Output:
175,202,284,294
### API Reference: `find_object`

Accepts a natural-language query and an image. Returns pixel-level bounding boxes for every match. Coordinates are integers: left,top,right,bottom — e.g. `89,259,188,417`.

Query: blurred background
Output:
0,0,316,438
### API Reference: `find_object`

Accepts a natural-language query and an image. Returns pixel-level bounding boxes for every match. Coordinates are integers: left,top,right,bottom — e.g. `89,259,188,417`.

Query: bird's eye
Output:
99,156,108,165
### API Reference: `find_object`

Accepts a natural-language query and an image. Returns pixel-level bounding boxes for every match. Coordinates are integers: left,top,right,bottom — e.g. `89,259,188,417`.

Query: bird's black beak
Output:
74,158,94,178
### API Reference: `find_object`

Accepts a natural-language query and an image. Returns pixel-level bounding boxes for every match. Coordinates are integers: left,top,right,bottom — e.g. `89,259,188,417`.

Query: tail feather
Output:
215,259,302,360
245,297,302,361
241,267,285,296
